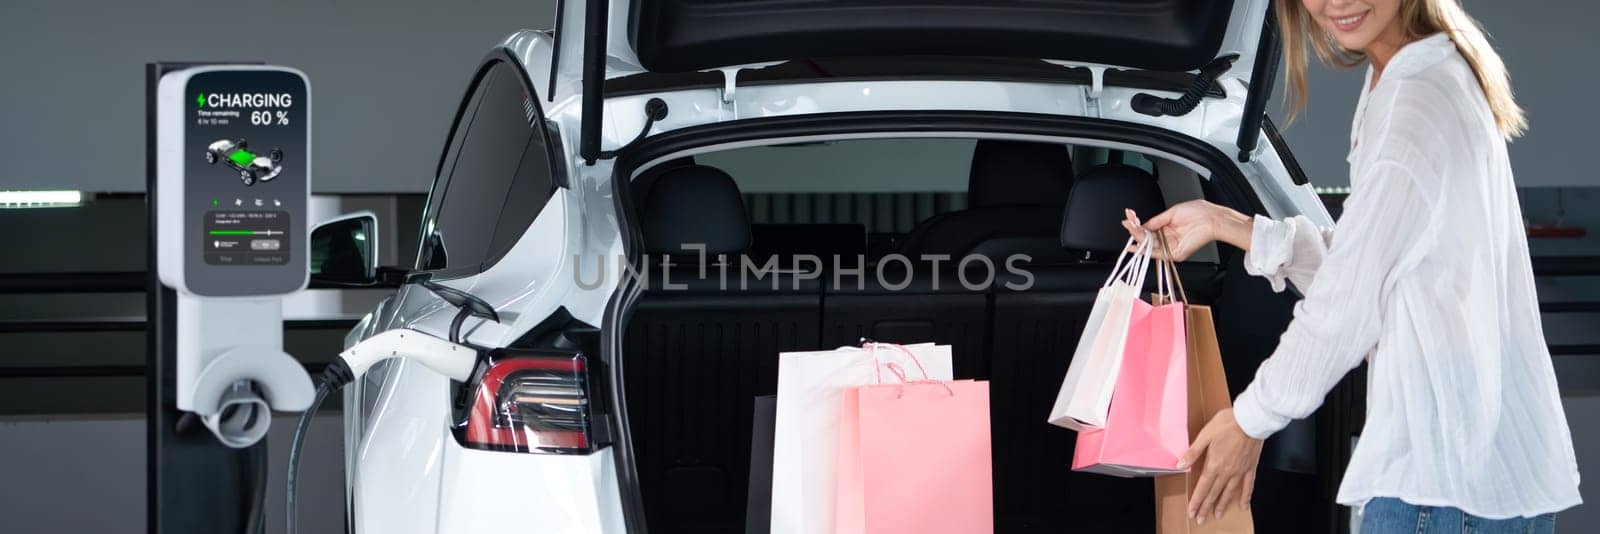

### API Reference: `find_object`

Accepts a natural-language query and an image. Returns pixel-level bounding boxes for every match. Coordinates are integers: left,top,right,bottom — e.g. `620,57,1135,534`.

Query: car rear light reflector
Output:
461,352,593,453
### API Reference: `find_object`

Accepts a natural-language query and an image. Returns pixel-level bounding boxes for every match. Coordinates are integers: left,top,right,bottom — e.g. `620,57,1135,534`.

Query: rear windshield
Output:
636,137,1206,263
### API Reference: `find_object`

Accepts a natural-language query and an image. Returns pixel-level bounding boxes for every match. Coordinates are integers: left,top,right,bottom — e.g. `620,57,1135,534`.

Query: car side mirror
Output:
310,211,378,285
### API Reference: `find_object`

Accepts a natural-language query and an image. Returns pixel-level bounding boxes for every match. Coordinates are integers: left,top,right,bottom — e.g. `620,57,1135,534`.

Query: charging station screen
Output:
183,70,308,295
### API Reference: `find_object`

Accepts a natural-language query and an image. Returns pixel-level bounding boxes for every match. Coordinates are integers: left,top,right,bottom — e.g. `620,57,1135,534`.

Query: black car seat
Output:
895,140,1074,261
623,164,825,534
988,162,1175,533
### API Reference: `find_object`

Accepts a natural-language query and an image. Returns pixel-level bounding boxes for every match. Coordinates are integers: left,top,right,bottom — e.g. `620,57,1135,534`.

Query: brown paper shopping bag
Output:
1153,237,1253,533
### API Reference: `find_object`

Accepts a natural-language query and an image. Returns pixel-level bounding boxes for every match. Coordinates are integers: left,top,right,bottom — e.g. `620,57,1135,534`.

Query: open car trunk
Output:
628,0,1243,73
609,0,1269,77
571,0,1278,163
615,134,1328,533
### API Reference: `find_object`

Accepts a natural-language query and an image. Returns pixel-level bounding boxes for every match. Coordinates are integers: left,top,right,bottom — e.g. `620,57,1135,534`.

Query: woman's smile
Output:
1330,10,1370,33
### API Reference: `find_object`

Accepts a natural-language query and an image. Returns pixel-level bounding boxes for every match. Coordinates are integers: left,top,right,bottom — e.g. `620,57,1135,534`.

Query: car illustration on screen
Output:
204,138,283,186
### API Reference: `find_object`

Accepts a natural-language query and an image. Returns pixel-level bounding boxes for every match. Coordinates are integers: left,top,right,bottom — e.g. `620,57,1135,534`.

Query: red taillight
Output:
461,352,594,453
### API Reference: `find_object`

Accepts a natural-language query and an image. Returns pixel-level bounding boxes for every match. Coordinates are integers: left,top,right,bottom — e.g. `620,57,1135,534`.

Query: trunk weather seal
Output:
600,109,1270,533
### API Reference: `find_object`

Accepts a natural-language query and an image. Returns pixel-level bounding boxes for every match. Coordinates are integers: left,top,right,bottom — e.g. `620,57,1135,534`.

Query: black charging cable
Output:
242,431,268,534
286,281,499,534
176,391,270,534
286,360,353,534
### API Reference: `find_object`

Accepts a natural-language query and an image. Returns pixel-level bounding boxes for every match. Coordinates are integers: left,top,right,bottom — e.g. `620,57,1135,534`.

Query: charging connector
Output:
286,327,482,534
338,328,479,382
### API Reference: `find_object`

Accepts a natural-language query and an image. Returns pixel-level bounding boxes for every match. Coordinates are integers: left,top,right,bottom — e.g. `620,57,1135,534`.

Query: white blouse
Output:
1229,33,1581,519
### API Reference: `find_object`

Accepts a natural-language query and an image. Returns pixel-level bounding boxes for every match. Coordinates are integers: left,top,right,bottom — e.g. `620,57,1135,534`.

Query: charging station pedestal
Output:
146,62,315,533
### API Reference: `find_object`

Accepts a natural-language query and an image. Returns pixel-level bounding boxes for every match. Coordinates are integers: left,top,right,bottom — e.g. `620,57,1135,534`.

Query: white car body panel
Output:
347,23,1333,532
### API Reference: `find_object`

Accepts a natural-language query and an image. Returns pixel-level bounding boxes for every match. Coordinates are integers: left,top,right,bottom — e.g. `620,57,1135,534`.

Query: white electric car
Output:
339,0,1341,532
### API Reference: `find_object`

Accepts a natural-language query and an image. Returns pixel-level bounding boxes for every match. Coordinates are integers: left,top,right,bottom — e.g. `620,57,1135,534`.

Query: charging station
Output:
146,62,315,533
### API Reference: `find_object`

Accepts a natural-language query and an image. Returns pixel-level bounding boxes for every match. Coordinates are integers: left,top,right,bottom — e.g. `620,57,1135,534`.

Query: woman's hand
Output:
1180,408,1264,523
1121,200,1254,261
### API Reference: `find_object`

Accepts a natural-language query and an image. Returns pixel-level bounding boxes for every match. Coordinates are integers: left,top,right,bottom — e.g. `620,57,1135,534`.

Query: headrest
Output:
631,156,696,212
1061,163,1166,252
641,165,751,255
968,140,1074,207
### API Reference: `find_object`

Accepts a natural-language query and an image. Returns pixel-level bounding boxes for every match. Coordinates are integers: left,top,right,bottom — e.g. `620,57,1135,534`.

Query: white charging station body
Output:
155,65,315,447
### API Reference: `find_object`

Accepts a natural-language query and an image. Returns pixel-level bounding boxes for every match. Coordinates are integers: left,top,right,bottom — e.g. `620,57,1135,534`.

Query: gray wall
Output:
0,0,557,194
1272,0,1600,188
0,415,346,534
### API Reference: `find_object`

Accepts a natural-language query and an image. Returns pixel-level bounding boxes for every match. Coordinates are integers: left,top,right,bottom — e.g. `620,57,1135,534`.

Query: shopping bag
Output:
835,352,992,534
747,395,777,534
770,342,954,534
1049,234,1155,430
1154,237,1254,532
1073,239,1188,476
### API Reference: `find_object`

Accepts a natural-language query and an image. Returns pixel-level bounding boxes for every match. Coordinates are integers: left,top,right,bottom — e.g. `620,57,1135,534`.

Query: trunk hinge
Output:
1044,60,1109,118
708,61,783,104
1086,66,1107,118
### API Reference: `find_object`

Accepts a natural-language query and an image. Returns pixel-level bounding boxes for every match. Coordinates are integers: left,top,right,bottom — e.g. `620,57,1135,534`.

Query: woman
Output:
1122,0,1582,531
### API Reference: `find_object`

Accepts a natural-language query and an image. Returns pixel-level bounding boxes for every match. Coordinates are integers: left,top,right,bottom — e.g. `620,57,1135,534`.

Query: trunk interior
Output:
618,137,1329,533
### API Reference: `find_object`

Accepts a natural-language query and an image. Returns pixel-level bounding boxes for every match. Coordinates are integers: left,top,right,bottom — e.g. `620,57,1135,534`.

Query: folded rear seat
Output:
624,164,823,534
988,162,1221,533
820,261,992,380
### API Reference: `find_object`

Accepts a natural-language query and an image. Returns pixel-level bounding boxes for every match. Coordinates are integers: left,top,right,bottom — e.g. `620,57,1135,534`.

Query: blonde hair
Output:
1276,0,1526,139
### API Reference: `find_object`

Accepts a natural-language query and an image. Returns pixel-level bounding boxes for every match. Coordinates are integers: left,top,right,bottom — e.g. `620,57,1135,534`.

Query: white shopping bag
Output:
770,342,954,534
1047,234,1154,430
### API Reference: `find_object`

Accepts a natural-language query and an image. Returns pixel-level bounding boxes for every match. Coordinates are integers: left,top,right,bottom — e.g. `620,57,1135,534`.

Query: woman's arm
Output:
1231,159,1434,438
1177,159,1434,523
1243,215,1337,293
1123,200,1255,259
1125,201,1335,293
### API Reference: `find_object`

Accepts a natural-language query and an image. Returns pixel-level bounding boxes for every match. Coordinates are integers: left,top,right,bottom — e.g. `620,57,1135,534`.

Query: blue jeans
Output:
1360,498,1556,534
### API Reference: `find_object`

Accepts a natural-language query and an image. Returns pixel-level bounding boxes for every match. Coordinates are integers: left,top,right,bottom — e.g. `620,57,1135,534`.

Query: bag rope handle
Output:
1155,231,1189,304
883,361,956,398
862,340,955,397
1104,234,1153,288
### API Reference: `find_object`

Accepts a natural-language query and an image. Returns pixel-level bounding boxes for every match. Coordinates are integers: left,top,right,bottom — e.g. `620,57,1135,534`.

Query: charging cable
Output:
286,328,480,534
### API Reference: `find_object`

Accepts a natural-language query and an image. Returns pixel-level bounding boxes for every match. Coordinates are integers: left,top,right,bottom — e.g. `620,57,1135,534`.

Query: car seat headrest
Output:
1060,163,1166,252
641,165,752,255
631,156,696,212
968,140,1074,207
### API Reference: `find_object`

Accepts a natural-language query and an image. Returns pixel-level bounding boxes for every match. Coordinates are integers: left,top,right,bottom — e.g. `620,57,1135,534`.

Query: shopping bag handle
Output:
882,362,956,398
863,340,934,384
1103,234,1153,289
1154,232,1189,304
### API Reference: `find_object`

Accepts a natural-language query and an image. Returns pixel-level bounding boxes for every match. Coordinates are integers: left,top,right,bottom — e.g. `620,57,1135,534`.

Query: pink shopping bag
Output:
772,343,954,534
1073,255,1189,477
836,362,993,534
